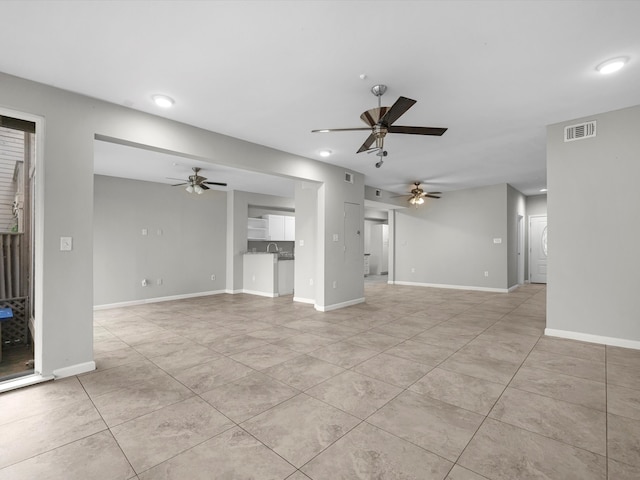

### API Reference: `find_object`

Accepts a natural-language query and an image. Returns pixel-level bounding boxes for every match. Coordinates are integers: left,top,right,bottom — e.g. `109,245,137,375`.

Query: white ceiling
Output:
2,1,640,196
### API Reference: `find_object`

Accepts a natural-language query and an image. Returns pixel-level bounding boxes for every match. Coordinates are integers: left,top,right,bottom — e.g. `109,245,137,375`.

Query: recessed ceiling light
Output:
152,94,175,108
596,57,628,75
540,188,548,192
318,149,332,157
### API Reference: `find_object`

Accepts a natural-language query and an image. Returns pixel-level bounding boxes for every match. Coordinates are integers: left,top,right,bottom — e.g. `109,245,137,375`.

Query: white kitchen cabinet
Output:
284,216,295,241
262,214,295,241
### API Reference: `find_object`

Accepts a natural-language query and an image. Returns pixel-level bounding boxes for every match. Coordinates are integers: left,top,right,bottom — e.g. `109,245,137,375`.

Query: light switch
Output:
141,228,148,236
60,236,72,251
333,234,339,242
493,238,502,244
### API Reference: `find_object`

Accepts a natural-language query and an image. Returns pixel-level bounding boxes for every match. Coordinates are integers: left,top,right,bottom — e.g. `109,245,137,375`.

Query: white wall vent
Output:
344,172,354,183
564,121,596,142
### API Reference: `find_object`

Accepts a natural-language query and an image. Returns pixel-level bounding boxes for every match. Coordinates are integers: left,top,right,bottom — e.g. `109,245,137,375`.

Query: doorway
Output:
0,113,37,381
529,215,548,284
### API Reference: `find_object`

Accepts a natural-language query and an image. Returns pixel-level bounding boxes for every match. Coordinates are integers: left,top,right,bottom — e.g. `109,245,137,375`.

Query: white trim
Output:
508,284,520,293
242,289,278,298
392,281,509,293
0,107,45,380
53,361,96,378
315,297,365,312
545,328,640,350
225,289,244,294
0,373,54,394
293,296,315,304
94,290,226,310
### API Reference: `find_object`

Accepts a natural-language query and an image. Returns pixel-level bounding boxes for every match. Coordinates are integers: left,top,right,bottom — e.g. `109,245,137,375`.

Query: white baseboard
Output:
0,373,55,394
508,284,520,293
225,289,244,294
293,296,315,304
545,328,640,350
242,289,278,298
392,281,509,293
316,297,365,312
94,290,226,310
53,361,96,379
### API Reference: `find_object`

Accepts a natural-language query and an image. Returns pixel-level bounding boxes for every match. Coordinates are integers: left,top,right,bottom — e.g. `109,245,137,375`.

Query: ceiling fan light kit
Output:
312,84,447,167
169,167,227,194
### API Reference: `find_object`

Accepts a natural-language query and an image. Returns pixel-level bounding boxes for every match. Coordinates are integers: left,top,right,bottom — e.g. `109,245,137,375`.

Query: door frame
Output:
0,106,46,391
517,214,525,284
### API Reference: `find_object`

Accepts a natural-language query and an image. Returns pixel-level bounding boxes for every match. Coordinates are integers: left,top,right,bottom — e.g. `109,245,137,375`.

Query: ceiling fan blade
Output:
199,184,210,190
388,125,448,136
203,181,227,187
167,177,188,181
357,133,376,153
312,127,371,133
425,194,441,199
171,182,188,186
379,96,416,126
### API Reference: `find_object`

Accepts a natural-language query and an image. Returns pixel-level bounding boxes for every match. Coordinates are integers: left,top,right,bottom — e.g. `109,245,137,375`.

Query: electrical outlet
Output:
156,278,163,285
484,271,489,277
332,280,337,289
141,228,148,236
309,278,314,286
333,234,339,242
299,239,304,247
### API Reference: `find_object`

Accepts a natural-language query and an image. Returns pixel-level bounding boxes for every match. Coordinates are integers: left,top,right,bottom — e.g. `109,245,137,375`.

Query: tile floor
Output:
1,283,640,479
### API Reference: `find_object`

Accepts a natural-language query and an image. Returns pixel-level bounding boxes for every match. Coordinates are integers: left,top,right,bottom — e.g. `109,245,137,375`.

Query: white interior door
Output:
529,215,548,284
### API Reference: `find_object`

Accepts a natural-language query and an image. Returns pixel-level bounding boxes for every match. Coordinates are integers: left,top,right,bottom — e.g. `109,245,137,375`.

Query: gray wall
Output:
94,175,227,305
0,71,365,376
547,104,640,344
394,184,509,290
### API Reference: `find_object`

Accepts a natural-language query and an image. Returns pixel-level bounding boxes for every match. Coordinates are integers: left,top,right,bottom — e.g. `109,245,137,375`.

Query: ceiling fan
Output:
396,182,441,206
312,84,447,167
169,167,227,194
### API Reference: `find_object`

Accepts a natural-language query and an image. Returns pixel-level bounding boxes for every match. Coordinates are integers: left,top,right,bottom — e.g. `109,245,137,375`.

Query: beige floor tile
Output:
490,387,606,455
200,371,299,423
0,399,106,469
306,370,402,419
607,345,640,368
262,354,345,390
148,344,222,375
94,346,147,371
344,330,403,351
132,335,197,358
608,413,640,468
607,384,640,420
384,339,456,366
410,367,505,415
230,343,302,370
241,393,360,468
286,472,312,480
111,396,233,473
91,373,193,427
79,360,168,398
301,422,452,479
445,465,489,480
458,418,606,480
607,362,640,390
608,458,640,480
352,353,433,388
0,431,134,480
0,377,88,426
307,341,378,368
273,332,336,353
138,427,296,479
246,325,302,341
412,325,478,349
535,336,605,362
523,349,605,383
173,356,255,394
204,333,270,355
367,390,484,462
94,337,131,354
510,365,606,411
439,350,520,385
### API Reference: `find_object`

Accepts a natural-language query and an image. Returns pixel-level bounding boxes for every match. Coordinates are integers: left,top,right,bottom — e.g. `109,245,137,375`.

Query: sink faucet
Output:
266,242,279,253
